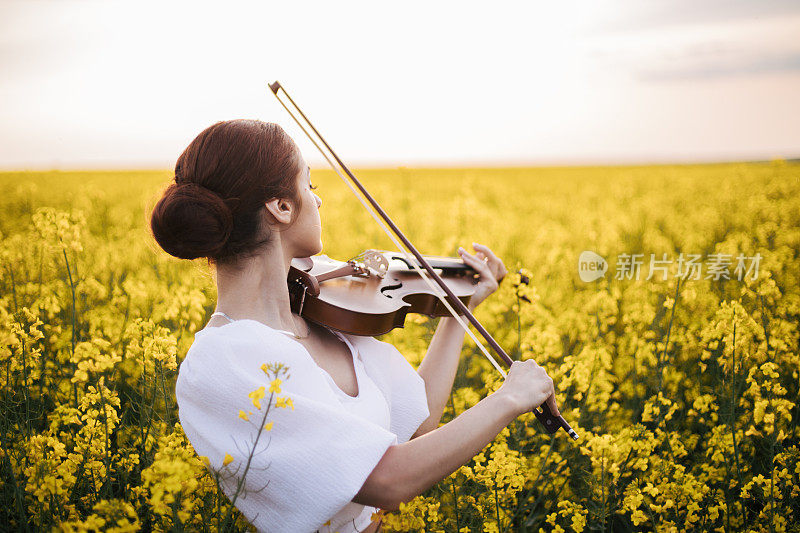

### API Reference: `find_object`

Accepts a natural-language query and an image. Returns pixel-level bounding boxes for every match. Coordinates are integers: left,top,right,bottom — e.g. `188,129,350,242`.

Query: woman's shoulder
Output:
178,320,332,396
188,319,311,362
191,318,289,348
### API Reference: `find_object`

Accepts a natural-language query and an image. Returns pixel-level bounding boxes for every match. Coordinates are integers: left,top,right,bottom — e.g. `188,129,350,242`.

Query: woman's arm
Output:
413,312,471,436
353,359,558,510
413,243,508,437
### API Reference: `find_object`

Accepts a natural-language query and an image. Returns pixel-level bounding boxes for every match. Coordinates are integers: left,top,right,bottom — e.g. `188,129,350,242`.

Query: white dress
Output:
175,319,430,533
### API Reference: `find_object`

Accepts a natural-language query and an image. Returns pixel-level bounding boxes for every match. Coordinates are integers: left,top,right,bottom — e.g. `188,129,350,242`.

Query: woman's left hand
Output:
457,243,508,310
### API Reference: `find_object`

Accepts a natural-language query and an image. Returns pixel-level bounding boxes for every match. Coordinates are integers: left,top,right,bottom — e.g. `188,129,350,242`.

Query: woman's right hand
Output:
497,360,560,417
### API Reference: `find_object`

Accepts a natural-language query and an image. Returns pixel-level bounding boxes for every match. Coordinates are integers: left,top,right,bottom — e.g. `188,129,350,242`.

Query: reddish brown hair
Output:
150,119,302,263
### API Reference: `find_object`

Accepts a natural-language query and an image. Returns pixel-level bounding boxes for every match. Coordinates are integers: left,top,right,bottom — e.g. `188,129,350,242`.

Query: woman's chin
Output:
296,241,323,259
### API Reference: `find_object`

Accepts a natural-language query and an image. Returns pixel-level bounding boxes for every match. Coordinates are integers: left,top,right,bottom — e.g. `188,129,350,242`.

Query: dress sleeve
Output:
175,332,397,533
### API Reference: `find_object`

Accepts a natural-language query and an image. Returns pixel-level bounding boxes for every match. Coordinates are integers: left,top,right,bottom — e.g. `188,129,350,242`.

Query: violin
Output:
287,250,479,336
269,81,578,440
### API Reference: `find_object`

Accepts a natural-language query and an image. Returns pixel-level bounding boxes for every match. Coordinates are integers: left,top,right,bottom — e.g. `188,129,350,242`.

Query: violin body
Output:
287,250,478,336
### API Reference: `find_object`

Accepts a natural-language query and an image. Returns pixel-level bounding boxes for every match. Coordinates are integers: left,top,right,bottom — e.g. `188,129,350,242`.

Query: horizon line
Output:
1,155,798,173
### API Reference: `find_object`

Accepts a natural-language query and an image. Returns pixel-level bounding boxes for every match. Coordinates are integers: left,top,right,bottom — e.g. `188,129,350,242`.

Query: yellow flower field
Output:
1,161,798,532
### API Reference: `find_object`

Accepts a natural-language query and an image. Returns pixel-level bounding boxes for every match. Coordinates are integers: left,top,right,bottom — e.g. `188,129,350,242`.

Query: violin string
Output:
272,89,507,378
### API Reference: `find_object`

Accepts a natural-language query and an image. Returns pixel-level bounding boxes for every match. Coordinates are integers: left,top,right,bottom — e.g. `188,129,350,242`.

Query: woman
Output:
150,119,559,533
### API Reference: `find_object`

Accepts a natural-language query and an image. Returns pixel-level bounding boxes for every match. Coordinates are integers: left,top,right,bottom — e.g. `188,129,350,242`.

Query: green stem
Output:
222,391,278,529
97,378,112,499
19,335,32,439
159,362,172,427
601,451,606,533
450,474,460,532
494,478,502,532
62,248,77,356
62,248,78,409
657,277,682,393
729,312,742,488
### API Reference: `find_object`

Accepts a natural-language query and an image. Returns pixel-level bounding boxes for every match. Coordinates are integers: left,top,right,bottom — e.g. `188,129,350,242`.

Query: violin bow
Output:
269,81,578,440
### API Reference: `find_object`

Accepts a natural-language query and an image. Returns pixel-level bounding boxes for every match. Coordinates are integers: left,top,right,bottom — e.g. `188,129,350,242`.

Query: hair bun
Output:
150,182,234,260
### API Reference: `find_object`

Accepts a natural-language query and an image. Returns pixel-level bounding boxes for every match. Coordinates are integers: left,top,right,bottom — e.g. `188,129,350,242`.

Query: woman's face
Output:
288,152,323,258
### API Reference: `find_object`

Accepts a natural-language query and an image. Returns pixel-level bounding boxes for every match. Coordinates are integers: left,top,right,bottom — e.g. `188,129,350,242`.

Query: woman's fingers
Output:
471,243,507,282
545,393,561,418
471,242,499,263
457,243,508,308
458,247,495,280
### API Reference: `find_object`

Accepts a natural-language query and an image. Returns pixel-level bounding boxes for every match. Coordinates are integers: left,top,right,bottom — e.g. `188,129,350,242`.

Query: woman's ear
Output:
264,197,294,225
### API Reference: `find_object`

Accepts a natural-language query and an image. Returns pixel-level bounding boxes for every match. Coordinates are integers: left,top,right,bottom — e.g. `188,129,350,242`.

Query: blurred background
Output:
1,0,798,170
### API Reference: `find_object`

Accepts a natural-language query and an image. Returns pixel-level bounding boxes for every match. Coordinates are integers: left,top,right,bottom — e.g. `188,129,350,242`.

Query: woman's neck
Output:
213,242,304,334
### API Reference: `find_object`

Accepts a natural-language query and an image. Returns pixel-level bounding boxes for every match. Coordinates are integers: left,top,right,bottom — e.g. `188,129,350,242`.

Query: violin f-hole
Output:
379,281,403,297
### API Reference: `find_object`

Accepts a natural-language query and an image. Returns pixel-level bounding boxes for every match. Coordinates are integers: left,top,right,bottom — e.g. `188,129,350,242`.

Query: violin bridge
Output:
349,249,389,278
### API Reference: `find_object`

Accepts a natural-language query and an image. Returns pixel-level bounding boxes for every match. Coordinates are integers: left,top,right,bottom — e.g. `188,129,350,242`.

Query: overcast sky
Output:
1,0,799,169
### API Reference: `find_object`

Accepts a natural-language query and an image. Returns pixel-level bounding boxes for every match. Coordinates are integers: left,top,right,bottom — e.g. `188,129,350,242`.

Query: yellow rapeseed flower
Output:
275,396,294,410
223,453,234,466
269,378,282,394
238,410,251,421
248,386,265,409
263,421,274,431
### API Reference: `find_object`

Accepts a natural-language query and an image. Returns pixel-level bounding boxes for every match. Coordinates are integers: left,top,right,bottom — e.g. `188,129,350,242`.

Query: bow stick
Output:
268,81,578,441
